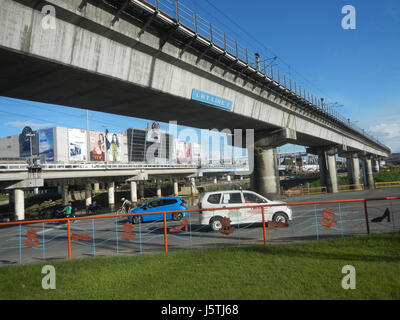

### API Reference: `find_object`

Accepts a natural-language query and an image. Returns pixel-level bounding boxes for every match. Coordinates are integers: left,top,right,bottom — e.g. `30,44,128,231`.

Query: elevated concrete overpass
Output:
0,0,390,205
0,162,245,220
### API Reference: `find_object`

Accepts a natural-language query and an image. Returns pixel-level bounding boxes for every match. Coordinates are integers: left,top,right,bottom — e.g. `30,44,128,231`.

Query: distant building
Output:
388,153,400,164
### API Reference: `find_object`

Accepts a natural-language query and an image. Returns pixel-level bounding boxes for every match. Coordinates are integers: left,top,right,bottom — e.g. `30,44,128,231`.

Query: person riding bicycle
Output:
121,198,132,213
65,202,73,218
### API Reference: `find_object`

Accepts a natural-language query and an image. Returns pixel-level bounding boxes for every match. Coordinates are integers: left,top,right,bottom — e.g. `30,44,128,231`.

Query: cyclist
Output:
65,202,73,218
121,198,132,213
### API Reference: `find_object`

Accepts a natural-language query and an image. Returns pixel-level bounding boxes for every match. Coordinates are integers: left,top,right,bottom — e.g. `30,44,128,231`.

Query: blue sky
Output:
0,0,399,153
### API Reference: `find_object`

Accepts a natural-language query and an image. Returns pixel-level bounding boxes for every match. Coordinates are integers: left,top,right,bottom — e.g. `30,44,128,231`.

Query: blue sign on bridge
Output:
191,89,233,110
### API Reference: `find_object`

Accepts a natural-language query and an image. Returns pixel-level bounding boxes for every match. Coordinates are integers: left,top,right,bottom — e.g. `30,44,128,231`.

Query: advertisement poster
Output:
38,128,54,162
175,140,186,163
106,132,122,162
68,128,87,161
89,131,105,161
146,122,161,143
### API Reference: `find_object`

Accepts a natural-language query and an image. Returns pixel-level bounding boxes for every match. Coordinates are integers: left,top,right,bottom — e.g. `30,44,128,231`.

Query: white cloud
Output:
369,123,400,153
5,121,55,130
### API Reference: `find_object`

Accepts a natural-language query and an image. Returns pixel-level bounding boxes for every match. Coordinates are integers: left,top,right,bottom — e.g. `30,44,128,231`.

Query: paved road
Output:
0,188,399,265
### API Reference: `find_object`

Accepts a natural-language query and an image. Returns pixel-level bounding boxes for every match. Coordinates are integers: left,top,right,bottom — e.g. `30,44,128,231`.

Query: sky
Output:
0,0,399,154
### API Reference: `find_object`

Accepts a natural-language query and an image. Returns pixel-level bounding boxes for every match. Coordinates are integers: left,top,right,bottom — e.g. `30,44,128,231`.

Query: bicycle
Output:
116,206,129,215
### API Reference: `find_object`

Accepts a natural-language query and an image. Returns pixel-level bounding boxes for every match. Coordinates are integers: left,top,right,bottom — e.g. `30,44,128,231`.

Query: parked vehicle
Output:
198,190,292,231
128,197,189,224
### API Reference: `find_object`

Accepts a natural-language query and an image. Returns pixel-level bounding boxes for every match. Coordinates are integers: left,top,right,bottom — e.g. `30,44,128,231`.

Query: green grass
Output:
374,170,400,182
1,233,400,300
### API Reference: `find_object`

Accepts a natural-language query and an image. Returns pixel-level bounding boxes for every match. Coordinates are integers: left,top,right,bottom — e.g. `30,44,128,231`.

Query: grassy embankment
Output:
1,232,399,300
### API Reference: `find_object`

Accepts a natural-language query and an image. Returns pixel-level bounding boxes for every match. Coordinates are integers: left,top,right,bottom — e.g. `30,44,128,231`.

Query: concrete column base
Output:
108,182,115,209
251,147,281,200
347,155,361,188
85,184,92,207
130,181,137,203
173,180,179,196
365,158,375,190
317,149,338,193
156,179,162,198
14,189,25,221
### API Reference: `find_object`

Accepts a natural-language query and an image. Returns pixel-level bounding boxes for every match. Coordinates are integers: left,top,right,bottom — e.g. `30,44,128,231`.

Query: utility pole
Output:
82,110,92,163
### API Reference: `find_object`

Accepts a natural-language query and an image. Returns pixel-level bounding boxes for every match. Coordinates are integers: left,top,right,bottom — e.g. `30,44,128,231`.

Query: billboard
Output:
89,131,105,161
106,132,123,162
38,128,54,162
68,129,87,161
146,122,161,143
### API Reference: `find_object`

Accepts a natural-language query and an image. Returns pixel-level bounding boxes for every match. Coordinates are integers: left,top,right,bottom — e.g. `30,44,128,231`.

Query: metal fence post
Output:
314,205,319,241
163,212,168,253
115,216,119,256
42,222,46,261
363,200,370,234
18,224,22,265
92,219,96,256
67,219,72,260
261,206,267,246
175,0,179,22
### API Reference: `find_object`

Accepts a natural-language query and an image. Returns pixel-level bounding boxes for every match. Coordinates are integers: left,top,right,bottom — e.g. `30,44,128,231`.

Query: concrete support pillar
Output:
62,184,69,205
318,149,338,193
85,184,92,207
213,177,217,184
173,179,179,196
251,147,281,200
190,177,196,195
14,189,25,221
33,188,39,195
373,159,380,172
108,182,115,209
227,175,231,182
130,181,137,203
94,183,100,192
156,179,162,198
250,128,297,200
365,158,375,190
347,155,361,188
139,181,145,199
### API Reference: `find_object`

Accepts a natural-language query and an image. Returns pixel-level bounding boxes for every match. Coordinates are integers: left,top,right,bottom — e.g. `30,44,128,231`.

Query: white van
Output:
198,190,292,231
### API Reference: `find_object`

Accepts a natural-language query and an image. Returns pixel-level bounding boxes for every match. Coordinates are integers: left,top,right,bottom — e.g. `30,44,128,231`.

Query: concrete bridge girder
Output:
0,0,390,159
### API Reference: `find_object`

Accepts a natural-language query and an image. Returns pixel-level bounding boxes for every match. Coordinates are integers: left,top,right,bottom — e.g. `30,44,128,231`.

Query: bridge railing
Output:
0,162,248,172
126,0,387,151
0,196,398,265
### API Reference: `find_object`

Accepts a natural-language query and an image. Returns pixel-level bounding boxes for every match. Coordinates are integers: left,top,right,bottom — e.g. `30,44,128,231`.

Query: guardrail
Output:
375,181,400,189
0,162,247,172
281,186,327,198
338,184,364,192
0,196,399,265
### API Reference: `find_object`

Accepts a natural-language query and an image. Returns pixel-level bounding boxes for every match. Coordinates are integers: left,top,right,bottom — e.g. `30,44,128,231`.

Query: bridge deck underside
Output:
0,47,275,132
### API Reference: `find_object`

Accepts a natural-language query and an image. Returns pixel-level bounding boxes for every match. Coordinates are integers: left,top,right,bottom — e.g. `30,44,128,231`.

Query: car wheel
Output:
172,212,183,221
132,216,142,224
210,217,223,231
273,212,289,224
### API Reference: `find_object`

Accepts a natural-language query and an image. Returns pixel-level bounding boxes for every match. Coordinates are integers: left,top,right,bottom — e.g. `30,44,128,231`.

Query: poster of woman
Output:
89,131,105,161
106,132,121,162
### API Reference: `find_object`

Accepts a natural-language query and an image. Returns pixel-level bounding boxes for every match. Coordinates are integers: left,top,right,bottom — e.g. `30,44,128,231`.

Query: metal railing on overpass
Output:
0,162,247,172
104,0,388,152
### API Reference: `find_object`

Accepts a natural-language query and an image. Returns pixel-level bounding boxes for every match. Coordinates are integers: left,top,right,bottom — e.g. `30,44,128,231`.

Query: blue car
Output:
128,197,189,224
